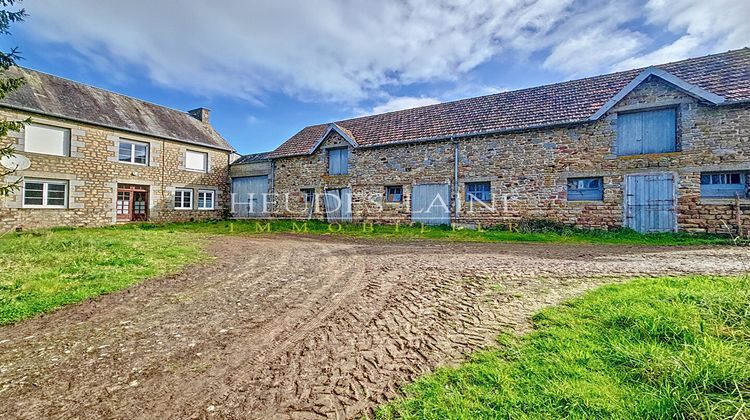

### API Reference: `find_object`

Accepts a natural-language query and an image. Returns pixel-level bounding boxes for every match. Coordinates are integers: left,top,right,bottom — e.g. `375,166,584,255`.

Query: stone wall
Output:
0,108,230,230
271,77,750,235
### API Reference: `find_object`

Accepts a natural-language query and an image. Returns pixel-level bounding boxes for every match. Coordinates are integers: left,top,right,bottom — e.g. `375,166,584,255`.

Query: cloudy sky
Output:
7,0,750,153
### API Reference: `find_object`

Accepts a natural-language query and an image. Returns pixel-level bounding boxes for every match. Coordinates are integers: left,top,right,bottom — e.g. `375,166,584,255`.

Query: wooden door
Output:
412,183,451,225
625,173,675,233
116,184,149,222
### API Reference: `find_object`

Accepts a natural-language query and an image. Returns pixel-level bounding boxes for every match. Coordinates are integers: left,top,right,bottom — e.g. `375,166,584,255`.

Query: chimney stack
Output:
188,107,211,124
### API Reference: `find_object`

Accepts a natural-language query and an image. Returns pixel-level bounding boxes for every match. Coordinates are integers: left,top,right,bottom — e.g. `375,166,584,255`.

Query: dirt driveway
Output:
1,236,748,419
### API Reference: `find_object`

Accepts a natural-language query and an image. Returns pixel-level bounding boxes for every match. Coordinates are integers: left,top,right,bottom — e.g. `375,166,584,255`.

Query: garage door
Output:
412,183,451,225
625,173,676,233
231,176,269,218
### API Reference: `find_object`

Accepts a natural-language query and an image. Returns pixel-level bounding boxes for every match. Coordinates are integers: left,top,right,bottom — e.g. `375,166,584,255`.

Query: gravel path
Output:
1,235,748,419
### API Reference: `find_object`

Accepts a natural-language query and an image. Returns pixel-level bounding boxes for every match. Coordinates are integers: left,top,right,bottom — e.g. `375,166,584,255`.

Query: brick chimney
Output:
188,107,211,124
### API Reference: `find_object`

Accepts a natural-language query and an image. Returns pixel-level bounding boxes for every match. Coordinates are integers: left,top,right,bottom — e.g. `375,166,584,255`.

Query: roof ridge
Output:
16,66,201,119
329,47,749,127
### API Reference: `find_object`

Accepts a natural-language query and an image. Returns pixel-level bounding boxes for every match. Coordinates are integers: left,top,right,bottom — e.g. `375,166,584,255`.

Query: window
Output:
174,188,193,209
24,123,70,156
118,140,149,165
301,188,315,207
197,190,215,210
23,180,67,208
616,108,676,155
700,172,747,198
567,177,603,201
465,182,491,202
185,150,208,172
385,186,403,203
328,147,348,175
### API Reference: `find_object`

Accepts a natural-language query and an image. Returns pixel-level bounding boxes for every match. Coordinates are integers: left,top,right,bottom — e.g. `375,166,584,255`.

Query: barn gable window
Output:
700,172,747,198
616,108,676,155
567,177,603,201
328,148,348,175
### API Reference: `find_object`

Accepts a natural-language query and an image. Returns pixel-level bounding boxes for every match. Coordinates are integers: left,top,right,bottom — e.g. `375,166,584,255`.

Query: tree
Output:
0,0,26,197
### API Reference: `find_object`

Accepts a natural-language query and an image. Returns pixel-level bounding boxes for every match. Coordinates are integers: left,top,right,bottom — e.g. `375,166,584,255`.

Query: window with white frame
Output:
174,188,193,209
23,179,67,208
24,123,71,156
185,150,208,172
118,140,149,165
197,190,215,210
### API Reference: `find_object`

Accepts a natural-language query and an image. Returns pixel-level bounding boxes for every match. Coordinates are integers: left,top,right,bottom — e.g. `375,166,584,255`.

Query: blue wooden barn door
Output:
411,183,451,225
625,173,676,233
324,188,352,222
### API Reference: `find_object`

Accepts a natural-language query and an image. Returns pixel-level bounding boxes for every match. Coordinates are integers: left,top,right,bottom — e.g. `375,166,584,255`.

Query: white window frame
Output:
118,139,150,166
197,189,215,210
185,150,208,172
174,188,193,210
24,123,71,157
22,179,68,209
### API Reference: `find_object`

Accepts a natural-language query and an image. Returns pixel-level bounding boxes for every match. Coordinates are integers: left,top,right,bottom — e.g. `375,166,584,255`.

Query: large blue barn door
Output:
625,173,676,233
231,176,269,218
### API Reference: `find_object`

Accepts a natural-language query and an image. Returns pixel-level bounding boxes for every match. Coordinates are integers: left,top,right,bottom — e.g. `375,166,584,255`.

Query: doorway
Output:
117,184,149,222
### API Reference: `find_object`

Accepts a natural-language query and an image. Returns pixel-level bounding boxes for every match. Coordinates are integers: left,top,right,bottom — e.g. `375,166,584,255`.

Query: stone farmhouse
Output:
232,48,750,234
0,67,234,230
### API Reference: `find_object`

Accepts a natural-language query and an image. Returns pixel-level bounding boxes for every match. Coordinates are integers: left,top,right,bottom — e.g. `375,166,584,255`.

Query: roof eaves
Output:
1,103,234,152
589,67,726,121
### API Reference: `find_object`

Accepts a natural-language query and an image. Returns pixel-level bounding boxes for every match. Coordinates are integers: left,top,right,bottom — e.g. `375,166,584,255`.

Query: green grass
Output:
378,275,750,419
0,227,203,325
0,220,735,325
138,219,733,246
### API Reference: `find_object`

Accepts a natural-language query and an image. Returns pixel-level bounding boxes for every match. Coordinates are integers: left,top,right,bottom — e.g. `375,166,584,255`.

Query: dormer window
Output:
328,147,348,175
616,108,676,155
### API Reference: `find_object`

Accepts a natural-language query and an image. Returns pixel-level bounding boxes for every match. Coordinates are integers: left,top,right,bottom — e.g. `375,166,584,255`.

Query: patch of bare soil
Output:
1,235,748,419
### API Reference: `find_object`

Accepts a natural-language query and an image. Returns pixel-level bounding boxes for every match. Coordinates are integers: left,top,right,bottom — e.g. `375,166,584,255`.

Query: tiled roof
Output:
270,48,750,158
0,67,233,151
233,152,271,164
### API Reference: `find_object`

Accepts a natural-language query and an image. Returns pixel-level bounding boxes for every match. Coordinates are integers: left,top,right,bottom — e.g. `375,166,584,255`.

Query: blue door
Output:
625,173,676,233
411,183,451,225
324,188,352,222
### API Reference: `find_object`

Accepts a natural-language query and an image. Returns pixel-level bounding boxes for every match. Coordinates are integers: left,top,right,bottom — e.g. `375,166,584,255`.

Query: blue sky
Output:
6,0,749,154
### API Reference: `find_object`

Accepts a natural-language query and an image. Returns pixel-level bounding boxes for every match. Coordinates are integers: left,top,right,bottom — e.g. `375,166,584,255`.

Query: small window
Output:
23,179,67,208
24,123,71,156
567,177,603,201
174,188,193,209
301,188,315,207
466,182,491,202
185,150,208,172
119,140,149,165
616,108,676,155
700,172,747,198
328,148,348,175
385,186,403,202
197,190,215,210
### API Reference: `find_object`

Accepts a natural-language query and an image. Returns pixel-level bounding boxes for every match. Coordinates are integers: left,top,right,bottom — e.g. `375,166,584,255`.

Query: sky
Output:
5,0,749,154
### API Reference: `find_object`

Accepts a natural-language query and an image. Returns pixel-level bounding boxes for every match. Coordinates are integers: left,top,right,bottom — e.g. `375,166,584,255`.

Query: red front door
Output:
117,184,149,221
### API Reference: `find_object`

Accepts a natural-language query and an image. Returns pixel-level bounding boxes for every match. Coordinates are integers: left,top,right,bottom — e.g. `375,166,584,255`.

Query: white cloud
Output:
368,96,441,115
20,0,750,105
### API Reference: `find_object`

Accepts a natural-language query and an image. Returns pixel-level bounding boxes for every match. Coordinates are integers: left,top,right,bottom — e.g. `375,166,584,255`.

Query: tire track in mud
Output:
0,237,748,419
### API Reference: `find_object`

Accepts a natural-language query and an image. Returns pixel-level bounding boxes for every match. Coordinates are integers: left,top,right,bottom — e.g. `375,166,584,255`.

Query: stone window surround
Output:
10,118,85,158
106,134,162,168
3,171,85,209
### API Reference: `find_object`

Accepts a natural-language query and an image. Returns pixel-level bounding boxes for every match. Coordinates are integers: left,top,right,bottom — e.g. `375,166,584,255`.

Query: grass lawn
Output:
0,227,203,325
378,275,750,419
0,219,736,325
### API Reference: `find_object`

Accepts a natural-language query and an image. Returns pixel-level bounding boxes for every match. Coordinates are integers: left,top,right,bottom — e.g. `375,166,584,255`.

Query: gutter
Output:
0,104,235,153
453,139,459,222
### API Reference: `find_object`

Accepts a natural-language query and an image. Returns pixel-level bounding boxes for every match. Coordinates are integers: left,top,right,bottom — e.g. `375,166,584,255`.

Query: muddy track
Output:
0,235,748,419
